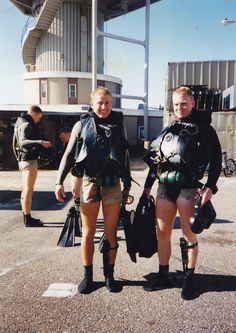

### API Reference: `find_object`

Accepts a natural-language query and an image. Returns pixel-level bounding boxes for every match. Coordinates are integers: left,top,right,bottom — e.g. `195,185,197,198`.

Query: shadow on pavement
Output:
144,271,236,295
119,278,146,287
0,190,73,211
78,281,124,294
173,216,233,229
196,273,236,294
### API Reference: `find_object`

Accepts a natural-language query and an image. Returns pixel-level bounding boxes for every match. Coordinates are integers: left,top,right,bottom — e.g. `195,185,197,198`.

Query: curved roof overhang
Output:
21,0,63,65
10,0,34,16
11,0,161,66
105,0,161,20
11,0,161,19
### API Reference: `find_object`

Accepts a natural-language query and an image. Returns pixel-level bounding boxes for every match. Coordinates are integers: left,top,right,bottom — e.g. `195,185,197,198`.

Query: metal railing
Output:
21,16,37,47
92,0,151,140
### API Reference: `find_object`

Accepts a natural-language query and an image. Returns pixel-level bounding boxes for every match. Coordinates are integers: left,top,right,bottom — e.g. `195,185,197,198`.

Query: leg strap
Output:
99,233,119,253
180,237,198,272
186,242,198,249
110,244,119,251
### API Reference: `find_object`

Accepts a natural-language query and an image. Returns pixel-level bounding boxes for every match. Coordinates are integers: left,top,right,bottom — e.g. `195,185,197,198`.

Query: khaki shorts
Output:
80,179,122,205
19,160,38,171
156,183,197,203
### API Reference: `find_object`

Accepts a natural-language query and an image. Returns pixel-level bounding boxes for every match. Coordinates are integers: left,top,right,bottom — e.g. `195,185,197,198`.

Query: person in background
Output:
13,105,52,227
58,125,81,200
55,126,72,168
59,126,72,147
143,86,222,300
55,87,131,294
56,126,72,164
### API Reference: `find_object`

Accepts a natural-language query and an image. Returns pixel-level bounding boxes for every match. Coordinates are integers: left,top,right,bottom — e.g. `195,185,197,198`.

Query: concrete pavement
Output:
0,163,235,333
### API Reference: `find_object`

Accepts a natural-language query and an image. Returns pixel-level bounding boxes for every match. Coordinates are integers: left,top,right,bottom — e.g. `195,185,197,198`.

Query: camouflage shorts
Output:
156,183,197,203
80,178,122,205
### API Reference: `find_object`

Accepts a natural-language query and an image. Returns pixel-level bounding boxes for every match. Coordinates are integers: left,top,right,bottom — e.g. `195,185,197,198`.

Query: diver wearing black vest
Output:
55,110,131,189
143,86,221,300
55,87,131,294
144,108,221,192
75,110,130,184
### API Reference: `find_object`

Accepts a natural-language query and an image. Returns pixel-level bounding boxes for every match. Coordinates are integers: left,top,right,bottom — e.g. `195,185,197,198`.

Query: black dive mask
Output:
190,199,216,234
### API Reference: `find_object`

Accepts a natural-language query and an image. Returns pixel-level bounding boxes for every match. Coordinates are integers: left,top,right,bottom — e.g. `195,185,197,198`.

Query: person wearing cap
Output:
143,86,222,300
13,105,52,227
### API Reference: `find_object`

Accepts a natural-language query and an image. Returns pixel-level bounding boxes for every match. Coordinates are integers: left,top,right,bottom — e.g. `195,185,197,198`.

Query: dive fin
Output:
57,207,76,247
73,202,82,237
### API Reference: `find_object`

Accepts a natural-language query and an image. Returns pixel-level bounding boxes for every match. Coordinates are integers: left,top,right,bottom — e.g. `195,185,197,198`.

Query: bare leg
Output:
177,196,199,300
21,167,37,215
156,198,177,265
177,196,198,268
80,202,100,266
102,202,121,292
103,202,121,264
71,175,82,198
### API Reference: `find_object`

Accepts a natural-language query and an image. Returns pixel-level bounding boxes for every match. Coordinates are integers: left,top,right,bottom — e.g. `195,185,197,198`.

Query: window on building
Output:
116,83,121,108
97,80,105,87
40,79,48,104
68,78,78,104
69,84,77,99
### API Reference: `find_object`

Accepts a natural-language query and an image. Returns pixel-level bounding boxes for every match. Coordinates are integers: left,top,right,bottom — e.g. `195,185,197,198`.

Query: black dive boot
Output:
181,268,198,300
78,265,93,294
104,264,121,293
99,235,121,292
23,214,43,227
144,265,170,291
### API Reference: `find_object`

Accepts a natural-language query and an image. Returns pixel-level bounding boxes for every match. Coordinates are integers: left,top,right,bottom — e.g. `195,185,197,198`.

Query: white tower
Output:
11,0,160,108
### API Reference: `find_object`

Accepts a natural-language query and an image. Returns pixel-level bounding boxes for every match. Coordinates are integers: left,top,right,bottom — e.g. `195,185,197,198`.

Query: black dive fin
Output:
73,201,82,237
57,207,76,247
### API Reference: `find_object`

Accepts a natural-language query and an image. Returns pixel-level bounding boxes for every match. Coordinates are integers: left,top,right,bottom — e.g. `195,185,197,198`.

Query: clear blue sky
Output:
0,0,236,108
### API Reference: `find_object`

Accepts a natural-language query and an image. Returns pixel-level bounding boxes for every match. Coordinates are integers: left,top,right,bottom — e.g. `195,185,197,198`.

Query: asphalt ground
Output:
0,160,235,333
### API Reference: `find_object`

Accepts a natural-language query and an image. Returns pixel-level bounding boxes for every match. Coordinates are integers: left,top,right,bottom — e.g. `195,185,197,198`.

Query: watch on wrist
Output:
206,184,218,194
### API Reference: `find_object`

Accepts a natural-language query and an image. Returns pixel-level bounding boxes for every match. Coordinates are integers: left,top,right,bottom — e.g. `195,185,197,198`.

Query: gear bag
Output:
129,195,157,260
120,205,137,263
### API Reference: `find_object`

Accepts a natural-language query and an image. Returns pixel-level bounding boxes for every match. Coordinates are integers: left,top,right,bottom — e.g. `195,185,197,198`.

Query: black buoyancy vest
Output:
75,111,128,176
144,121,210,180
